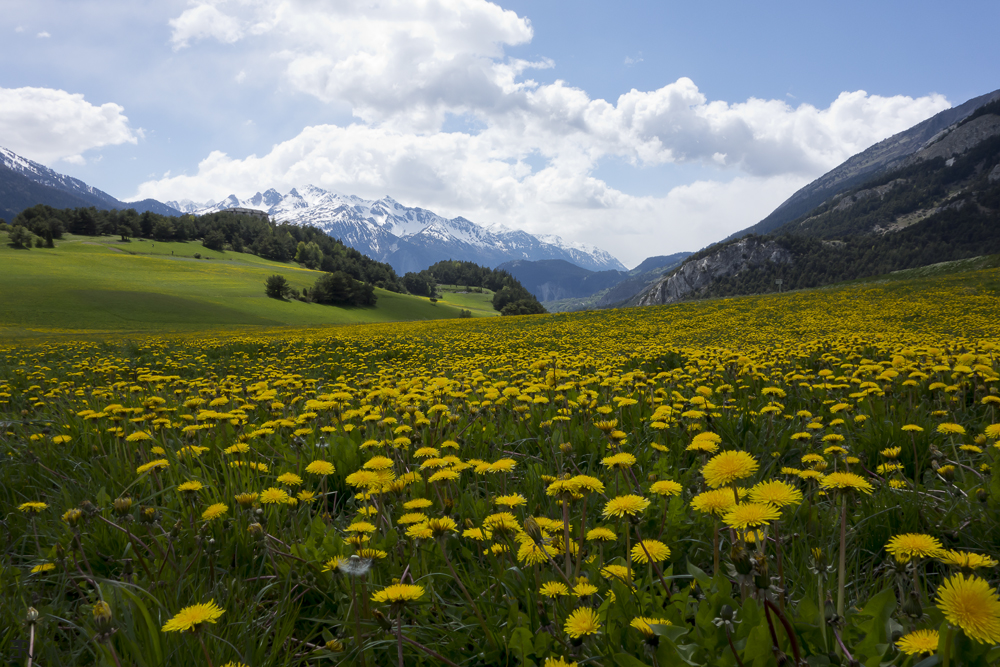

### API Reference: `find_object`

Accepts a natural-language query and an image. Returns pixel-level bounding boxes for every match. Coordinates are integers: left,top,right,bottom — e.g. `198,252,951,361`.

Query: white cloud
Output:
0,86,138,165
624,53,643,66
62,154,86,165
36,31,50,38
169,3,245,50
15,26,25,33
235,69,246,84
147,1,952,266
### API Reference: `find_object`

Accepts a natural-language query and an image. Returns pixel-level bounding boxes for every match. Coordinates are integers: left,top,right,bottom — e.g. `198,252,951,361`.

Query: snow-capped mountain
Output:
0,145,181,217
185,186,626,274
1,146,121,209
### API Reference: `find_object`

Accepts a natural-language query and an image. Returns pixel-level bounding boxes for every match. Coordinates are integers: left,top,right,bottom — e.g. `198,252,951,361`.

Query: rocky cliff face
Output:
637,237,792,306
908,114,1000,163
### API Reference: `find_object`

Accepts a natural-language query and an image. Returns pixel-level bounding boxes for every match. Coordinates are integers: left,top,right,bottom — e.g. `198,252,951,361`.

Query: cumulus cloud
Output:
148,0,952,265
36,31,51,38
169,3,245,49
0,86,138,165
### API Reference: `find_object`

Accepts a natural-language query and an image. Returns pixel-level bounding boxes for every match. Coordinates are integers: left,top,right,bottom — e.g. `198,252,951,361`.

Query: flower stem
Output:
396,608,403,667
438,541,498,650
836,494,847,620
196,632,215,667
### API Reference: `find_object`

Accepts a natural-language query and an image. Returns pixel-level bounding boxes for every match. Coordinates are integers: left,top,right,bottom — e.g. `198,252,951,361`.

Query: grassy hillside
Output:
0,233,493,336
434,284,499,316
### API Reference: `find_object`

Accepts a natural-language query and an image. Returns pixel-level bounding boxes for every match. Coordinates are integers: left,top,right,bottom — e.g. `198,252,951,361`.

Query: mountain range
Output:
498,252,691,311
167,188,626,275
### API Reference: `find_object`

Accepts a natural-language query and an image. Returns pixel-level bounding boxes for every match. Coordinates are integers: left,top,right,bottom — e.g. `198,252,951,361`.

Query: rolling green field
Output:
0,233,497,337
3,263,1000,666
434,284,498,315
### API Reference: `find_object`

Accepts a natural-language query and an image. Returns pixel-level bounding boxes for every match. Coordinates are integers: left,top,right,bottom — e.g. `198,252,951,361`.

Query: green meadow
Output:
0,233,497,337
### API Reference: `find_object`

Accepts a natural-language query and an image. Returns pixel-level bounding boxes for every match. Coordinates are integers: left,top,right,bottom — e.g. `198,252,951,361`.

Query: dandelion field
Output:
4,266,1000,666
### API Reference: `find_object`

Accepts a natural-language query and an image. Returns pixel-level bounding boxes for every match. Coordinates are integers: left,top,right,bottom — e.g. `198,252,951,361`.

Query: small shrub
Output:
194,253,202,259
458,309,472,318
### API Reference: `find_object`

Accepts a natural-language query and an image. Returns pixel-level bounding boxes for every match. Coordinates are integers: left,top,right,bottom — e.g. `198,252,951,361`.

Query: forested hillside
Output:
9,204,405,292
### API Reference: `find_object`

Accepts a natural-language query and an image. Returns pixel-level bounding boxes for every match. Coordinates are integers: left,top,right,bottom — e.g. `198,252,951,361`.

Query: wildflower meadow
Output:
4,269,1000,666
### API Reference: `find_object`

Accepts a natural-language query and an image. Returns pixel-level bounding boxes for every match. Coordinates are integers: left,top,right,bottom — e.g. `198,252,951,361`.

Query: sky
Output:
2,1,998,268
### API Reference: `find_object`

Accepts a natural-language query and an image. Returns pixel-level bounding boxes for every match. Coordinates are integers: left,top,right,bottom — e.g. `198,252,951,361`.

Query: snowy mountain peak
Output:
186,186,625,274
1,145,120,208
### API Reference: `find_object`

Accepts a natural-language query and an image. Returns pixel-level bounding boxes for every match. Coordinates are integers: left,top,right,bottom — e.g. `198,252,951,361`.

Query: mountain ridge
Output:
177,187,626,275
637,89,1000,306
0,146,181,219
726,87,1000,241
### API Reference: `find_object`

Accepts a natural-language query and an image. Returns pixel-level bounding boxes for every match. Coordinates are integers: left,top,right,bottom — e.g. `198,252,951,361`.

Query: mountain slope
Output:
496,259,626,302
0,146,181,219
0,164,98,222
639,90,1000,306
727,88,1000,240
183,187,625,274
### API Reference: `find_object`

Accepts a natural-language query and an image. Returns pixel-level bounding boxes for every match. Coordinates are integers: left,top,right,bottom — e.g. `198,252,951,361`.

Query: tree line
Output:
4,205,548,316
7,204,405,292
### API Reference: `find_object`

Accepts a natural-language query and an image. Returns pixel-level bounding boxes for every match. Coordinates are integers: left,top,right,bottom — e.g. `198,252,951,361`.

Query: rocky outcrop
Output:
988,164,1000,184
909,114,1000,163
637,237,792,306
832,179,908,212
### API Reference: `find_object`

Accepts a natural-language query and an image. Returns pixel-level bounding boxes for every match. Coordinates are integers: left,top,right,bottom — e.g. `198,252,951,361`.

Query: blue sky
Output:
2,0,997,267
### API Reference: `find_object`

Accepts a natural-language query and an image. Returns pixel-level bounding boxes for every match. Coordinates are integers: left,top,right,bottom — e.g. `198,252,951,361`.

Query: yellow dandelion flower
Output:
259,487,290,504
602,495,650,519
748,480,802,507
690,488,737,516
161,600,225,632
631,539,671,564
723,502,781,531
702,450,758,488
544,657,577,667
819,472,874,495
403,498,433,510
564,607,601,639
895,628,939,656
201,503,228,521
540,581,569,598
18,502,48,513
938,550,999,571
586,527,617,542
495,494,527,507
937,423,966,436
136,459,169,475
601,452,637,469
649,480,683,497
276,473,303,486
371,584,424,604
936,574,1000,644
305,460,335,475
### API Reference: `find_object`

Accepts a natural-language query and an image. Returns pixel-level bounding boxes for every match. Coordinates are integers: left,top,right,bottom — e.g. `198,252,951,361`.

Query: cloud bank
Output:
0,86,138,165
140,0,951,265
